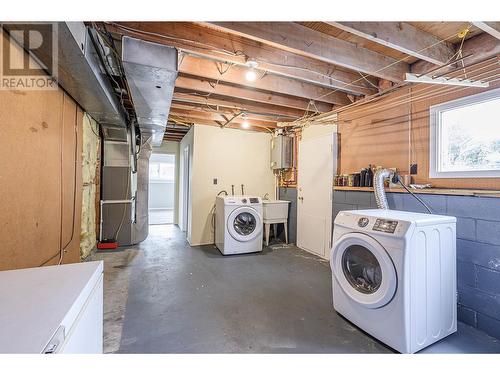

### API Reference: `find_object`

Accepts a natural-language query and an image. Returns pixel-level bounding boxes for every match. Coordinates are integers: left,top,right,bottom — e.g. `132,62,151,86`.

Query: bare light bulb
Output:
245,68,257,82
241,120,250,129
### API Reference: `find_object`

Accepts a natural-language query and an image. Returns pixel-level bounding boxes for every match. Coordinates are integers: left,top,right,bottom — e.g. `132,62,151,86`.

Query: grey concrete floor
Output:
148,209,174,225
89,224,500,354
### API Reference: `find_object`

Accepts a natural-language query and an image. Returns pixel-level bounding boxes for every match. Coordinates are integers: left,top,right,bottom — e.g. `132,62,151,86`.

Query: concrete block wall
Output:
333,189,500,340
279,186,500,339
278,187,297,245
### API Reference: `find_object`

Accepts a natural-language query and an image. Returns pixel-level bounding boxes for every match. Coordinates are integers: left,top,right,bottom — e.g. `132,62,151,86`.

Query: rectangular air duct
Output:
122,36,178,146
3,22,128,130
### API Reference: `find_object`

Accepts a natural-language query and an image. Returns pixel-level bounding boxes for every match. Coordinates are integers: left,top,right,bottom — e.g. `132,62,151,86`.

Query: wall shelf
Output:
333,186,500,198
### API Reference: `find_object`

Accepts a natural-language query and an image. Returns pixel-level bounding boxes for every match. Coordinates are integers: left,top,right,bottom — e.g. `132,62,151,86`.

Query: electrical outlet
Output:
410,164,418,175
213,178,218,185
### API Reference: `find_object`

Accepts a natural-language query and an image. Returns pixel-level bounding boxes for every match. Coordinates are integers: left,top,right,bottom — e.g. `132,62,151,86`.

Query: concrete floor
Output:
89,224,500,354
149,209,174,225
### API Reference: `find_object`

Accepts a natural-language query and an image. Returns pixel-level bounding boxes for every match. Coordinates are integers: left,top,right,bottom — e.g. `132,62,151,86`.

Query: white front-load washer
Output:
330,209,457,353
215,196,263,255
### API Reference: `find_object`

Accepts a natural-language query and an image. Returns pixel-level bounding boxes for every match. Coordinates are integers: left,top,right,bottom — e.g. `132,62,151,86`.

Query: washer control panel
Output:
357,217,369,227
372,219,398,233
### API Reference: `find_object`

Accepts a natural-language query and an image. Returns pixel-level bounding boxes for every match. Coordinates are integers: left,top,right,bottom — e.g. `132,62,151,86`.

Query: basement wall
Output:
186,125,275,246
337,66,500,190
279,186,500,339
179,126,194,238
80,114,100,259
0,30,83,270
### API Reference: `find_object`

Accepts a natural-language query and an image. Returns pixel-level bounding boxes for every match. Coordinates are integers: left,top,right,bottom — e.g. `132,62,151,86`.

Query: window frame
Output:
429,87,500,179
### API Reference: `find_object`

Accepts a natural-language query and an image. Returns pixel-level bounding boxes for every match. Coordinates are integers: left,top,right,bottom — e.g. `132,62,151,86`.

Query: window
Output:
430,88,500,178
149,154,175,182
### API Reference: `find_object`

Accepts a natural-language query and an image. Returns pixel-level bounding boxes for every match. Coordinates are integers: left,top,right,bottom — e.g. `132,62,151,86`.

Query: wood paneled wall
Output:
0,31,83,270
338,65,500,190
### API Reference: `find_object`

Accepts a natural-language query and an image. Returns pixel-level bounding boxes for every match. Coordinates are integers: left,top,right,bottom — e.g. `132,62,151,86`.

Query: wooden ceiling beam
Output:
173,91,306,119
178,54,351,106
202,22,409,82
168,115,273,132
169,108,278,128
106,22,377,96
327,22,456,66
472,22,500,41
411,32,500,75
174,75,334,113
170,101,290,122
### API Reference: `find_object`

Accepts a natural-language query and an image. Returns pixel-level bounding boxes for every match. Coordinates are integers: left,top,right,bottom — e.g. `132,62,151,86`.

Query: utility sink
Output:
262,200,291,221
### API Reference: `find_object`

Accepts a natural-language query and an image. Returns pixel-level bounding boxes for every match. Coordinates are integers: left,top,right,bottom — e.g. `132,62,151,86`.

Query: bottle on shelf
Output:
366,164,374,187
360,168,367,187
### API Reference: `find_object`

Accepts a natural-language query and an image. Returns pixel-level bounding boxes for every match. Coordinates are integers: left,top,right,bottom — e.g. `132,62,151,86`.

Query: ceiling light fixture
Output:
245,59,259,82
241,112,250,129
404,73,489,88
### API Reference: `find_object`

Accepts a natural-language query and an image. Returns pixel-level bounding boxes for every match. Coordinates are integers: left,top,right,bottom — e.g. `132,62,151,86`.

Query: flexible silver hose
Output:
373,169,392,210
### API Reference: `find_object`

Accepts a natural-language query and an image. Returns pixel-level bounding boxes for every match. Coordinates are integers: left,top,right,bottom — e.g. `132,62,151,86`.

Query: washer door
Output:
331,232,397,309
227,207,262,242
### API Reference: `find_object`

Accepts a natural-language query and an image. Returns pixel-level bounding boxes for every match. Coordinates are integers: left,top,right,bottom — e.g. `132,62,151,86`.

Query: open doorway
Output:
148,154,176,225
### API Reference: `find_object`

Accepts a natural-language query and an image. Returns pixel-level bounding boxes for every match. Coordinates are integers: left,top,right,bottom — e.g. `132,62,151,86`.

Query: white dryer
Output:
215,196,263,255
330,209,457,353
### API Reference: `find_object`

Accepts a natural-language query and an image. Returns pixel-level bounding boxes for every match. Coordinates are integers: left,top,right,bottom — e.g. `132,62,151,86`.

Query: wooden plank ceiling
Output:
104,21,498,141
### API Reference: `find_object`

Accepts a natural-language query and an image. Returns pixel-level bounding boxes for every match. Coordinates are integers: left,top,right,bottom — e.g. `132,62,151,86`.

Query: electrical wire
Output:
37,94,80,267
107,23,373,95
312,23,469,104
397,176,433,214
58,104,80,265
85,112,100,138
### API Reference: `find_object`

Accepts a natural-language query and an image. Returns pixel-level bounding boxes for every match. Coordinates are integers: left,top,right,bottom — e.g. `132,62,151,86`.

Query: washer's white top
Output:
0,261,103,353
341,209,456,226
218,195,262,206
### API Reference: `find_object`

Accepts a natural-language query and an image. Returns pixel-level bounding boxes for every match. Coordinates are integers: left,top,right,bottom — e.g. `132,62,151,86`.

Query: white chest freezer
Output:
0,261,103,353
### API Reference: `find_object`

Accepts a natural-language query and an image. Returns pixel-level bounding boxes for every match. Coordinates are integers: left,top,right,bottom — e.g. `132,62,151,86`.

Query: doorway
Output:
148,154,176,225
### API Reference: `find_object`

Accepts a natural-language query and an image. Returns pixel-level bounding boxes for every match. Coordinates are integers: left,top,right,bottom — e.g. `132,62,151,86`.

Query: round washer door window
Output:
227,206,262,242
234,212,257,236
342,244,382,294
330,232,396,309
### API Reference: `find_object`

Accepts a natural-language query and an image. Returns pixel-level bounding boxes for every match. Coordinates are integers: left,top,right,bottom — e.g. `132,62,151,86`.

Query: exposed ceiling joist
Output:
178,54,351,106
175,75,334,113
171,101,293,122
173,91,306,119
169,108,278,128
106,22,377,96
327,22,456,65
411,32,500,75
472,22,500,41
203,22,409,82
168,114,273,132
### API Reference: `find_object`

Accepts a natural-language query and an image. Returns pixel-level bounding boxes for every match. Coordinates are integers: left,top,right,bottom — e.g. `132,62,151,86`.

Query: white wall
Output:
152,141,180,224
179,127,194,237
188,125,275,246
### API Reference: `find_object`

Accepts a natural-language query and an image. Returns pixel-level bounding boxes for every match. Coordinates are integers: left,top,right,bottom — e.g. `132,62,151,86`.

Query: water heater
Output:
271,135,294,169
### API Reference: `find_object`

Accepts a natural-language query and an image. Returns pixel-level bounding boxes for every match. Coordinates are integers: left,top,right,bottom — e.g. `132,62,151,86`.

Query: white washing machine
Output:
330,209,457,353
215,196,263,255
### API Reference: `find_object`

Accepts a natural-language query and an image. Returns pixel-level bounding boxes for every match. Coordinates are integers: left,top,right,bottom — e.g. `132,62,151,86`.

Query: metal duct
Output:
122,36,178,147
4,22,128,133
373,169,392,210
131,133,153,244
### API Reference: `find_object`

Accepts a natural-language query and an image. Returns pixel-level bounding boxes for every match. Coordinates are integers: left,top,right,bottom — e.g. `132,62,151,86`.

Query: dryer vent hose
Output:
373,169,392,210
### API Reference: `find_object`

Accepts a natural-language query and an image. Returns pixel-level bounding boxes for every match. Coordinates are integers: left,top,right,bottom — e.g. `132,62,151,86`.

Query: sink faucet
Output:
263,193,270,200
